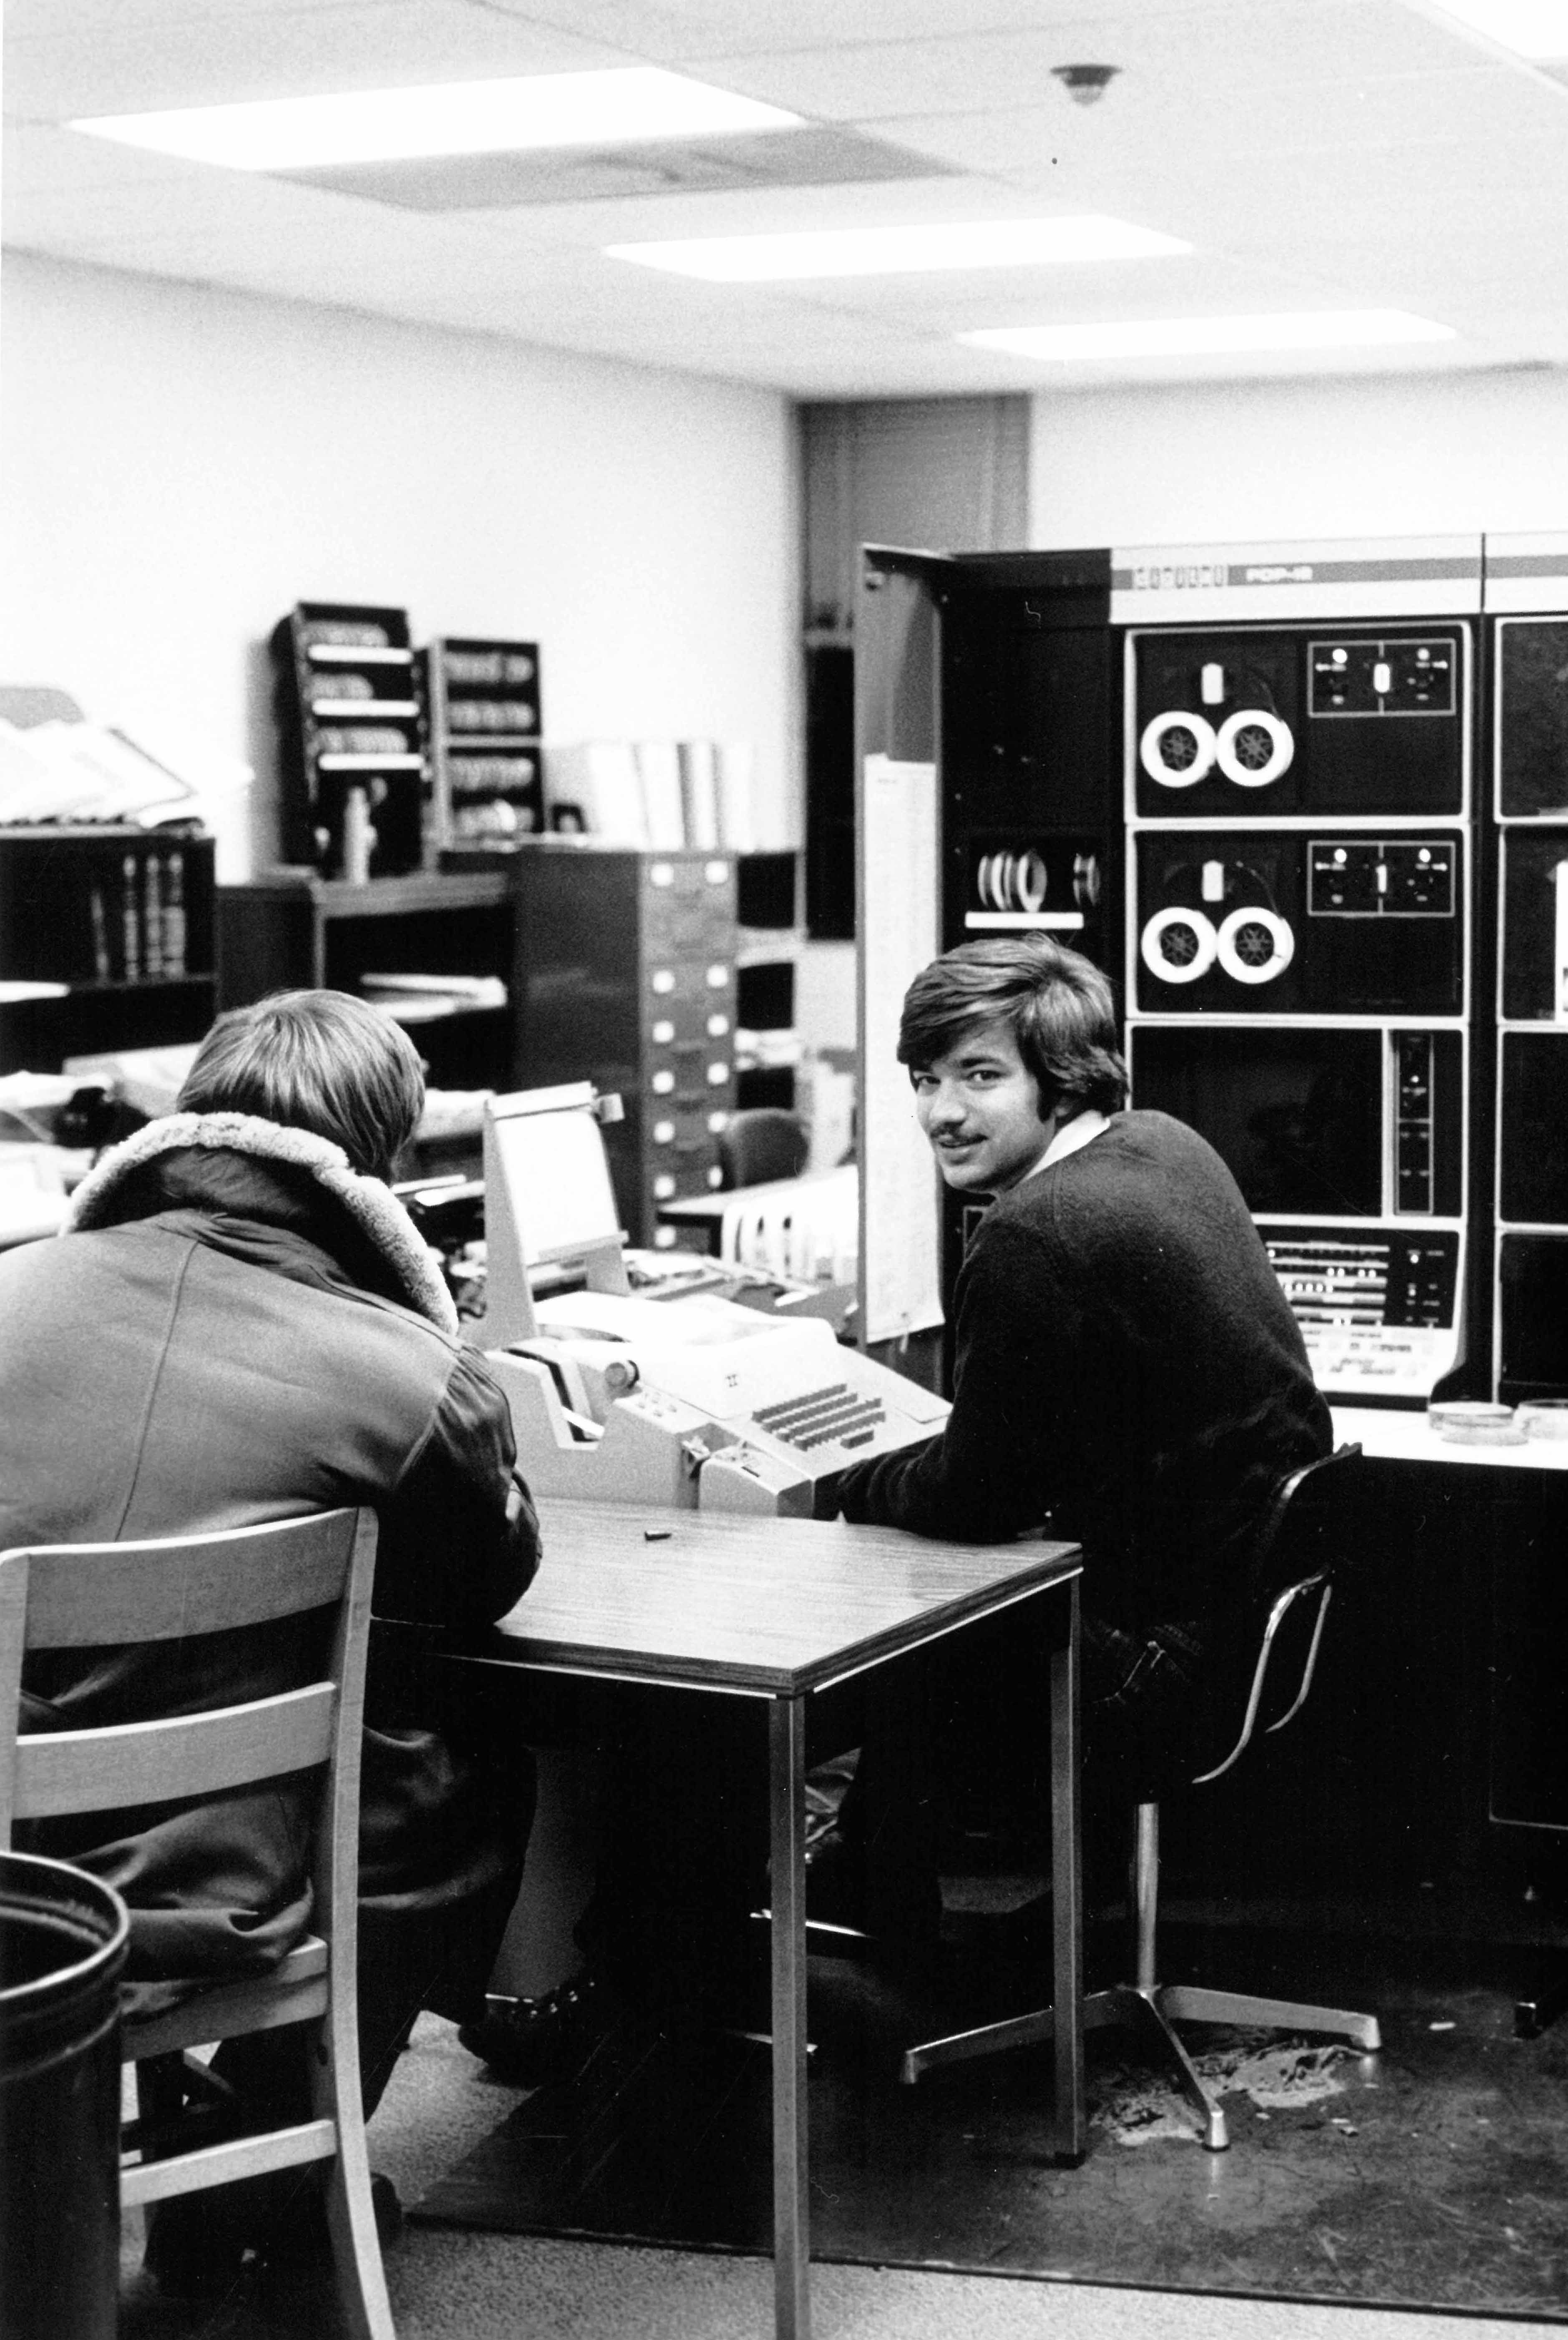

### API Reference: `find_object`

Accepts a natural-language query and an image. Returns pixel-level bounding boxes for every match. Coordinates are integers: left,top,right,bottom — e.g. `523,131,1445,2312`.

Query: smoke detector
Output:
1052,63,1120,106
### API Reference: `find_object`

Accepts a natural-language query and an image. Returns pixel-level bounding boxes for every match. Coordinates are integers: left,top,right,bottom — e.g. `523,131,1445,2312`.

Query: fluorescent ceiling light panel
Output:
1428,1,1568,56
605,215,1190,281
70,69,801,172
961,310,1457,359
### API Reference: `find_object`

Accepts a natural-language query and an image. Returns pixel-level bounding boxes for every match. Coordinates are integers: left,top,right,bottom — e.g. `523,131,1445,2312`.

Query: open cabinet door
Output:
854,545,954,1352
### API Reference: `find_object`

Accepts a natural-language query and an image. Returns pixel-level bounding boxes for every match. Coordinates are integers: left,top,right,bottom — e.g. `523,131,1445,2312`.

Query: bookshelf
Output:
218,866,521,1100
425,636,544,856
271,601,430,879
0,826,216,1074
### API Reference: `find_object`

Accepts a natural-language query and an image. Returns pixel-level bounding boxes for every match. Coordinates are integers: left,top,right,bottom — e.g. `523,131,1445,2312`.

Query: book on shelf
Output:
86,846,191,984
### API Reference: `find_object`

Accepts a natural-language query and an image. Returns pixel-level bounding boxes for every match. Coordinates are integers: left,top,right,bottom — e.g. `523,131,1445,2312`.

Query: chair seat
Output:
122,1937,330,2061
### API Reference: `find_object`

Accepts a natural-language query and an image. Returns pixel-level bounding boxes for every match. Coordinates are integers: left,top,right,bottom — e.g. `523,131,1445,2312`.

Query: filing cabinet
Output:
513,842,737,1247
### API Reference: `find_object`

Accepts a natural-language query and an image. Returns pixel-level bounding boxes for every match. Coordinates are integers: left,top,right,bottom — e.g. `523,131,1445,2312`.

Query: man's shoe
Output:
142,2195,251,2302
145,2170,403,2297
458,1971,611,2087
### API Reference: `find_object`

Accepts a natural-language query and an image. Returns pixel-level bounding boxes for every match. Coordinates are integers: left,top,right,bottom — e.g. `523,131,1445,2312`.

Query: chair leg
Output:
311,2000,395,2340
1159,1982,1381,2053
1514,1963,1568,2041
1122,1987,1229,2152
900,2004,1057,2086
899,1985,1148,2085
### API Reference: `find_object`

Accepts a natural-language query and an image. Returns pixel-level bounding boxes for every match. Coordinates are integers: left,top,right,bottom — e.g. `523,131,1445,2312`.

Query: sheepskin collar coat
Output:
4,1114,537,2002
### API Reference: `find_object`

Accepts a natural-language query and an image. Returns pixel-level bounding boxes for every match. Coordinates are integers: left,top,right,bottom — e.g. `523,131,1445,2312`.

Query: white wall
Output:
1030,367,1568,550
0,253,799,878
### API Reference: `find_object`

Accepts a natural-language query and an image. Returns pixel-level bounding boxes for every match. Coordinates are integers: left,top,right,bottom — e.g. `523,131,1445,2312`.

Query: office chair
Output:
0,1510,395,2338
717,1107,808,1190
901,1444,1381,2151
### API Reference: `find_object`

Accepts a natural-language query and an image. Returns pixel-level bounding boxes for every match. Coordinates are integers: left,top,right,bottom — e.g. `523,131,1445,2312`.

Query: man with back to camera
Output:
0,989,540,2299
833,934,1332,1847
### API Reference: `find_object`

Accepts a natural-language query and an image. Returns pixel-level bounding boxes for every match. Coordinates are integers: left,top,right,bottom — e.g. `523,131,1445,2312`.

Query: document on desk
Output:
859,753,941,1345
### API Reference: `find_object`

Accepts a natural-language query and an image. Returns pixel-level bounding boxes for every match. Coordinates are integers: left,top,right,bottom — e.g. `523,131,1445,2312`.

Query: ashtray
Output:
1428,1400,1528,1447
1515,1399,1568,1441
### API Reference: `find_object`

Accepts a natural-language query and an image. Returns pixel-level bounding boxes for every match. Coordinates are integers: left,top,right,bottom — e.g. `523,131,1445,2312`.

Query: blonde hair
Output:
178,990,425,1181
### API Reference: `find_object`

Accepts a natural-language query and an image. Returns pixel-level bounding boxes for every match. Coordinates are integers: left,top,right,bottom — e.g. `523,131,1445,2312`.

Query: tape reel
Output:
976,849,1049,913
1140,710,1216,788
1216,707,1294,788
1015,850,1048,913
1216,903,1295,984
1140,905,1218,984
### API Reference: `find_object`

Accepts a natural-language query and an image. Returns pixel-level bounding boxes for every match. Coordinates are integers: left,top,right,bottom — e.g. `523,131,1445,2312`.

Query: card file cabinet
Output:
513,843,737,1248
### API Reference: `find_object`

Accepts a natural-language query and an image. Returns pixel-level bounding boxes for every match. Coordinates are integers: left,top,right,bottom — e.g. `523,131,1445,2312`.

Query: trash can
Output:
0,1851,128,2340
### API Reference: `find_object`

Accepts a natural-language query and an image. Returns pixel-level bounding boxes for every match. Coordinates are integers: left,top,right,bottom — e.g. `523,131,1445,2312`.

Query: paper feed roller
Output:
484,1288,949,1516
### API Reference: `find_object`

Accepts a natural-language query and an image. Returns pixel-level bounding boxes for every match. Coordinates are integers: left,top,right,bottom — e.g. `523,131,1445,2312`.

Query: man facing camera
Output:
835,936,1331,1826
0,989,540,2297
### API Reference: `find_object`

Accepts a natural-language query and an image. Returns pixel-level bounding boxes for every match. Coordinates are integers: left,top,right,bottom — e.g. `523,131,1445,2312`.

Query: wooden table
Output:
464,1498,1085,2340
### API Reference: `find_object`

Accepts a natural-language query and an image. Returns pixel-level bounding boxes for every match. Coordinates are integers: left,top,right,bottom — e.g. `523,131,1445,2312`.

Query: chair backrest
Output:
717,1107,808,1190
0,1512,378,1893
1242,1441,1364,1610
1193,1442,1363,1786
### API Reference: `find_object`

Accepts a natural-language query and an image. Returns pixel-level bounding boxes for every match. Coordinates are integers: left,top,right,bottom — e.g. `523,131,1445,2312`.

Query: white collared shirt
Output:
1023,1105,1110,1185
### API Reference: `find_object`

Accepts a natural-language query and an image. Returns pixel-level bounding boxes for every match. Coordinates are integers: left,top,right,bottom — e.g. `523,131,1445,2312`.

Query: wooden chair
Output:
901,1445,1382,2151
0,1509,394,2337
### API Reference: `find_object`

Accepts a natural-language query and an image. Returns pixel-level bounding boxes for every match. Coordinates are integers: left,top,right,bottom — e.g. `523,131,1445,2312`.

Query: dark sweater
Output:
837,1111,1331,1631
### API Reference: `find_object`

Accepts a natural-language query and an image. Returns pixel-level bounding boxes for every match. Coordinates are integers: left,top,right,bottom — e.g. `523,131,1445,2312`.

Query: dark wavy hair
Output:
896,937,1128,1117
177,989,425,1183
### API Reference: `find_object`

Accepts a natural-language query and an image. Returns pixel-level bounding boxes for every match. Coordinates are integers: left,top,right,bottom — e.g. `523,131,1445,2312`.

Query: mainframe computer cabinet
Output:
856,535,1494,1411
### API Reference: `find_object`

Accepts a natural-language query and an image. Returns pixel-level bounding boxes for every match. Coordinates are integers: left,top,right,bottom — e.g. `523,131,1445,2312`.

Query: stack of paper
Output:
63,1043,200,1120
715,740,757,851
633,741,686,851
549,736,760,852
0,719,199,826
547,741,647,844
677,741,721,850
360,973,507,1024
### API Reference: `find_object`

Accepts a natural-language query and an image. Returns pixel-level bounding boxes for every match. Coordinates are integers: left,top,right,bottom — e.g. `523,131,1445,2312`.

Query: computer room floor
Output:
117,1875,1568,2340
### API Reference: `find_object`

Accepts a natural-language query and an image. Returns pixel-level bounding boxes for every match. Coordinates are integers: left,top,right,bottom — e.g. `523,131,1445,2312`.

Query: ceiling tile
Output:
5,3,633,118
682,2,1491,123
505,0,1214,61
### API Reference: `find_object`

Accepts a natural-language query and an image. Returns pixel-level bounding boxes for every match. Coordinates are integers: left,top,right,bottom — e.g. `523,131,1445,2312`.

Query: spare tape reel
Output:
975,848,1050,913
1140,901,1294,986
1140,705,1294,790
